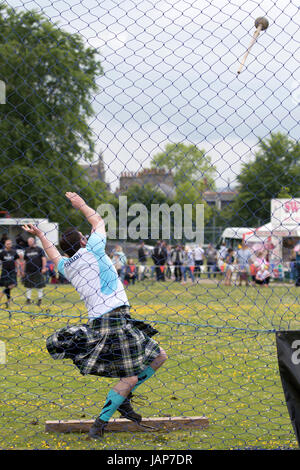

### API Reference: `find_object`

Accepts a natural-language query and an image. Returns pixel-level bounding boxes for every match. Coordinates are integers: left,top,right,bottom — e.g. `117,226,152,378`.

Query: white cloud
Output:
6,0,300,191
87,30,129,52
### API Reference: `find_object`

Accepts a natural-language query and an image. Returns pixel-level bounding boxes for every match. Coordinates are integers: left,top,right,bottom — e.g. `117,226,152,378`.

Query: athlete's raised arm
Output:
22,224,62,267
65,192,105,235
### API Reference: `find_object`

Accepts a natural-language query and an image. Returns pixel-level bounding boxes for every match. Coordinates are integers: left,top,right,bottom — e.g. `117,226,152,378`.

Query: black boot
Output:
37,299,42,307
118,393,142,423
26,299,31,305
88,417,107,439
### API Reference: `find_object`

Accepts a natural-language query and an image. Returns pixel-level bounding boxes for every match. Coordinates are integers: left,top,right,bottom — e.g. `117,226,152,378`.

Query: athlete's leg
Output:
89,375,138,439
132,348,168,391
117,348,168,422
37,289,43,306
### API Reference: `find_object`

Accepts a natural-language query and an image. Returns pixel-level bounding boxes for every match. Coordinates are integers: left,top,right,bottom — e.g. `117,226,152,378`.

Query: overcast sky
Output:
6,0,300,190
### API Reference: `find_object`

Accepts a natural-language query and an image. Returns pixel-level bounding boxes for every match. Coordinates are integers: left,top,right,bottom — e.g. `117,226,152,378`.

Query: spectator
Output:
23,236,47,306
46,259,56,284
252,251,269,287
181,247,195,284
159,241,168,281
255,256,271,287
124,259,138,286
165,244,174,280
293,244,300,287
290,250,297,283
224,248,235,286
193,244,205,279
249,262,257,286
236,242,253,286
138,241,147,280
152,241,162,281
111,245,127,281
205,243,218,279
217,242,228,272
171,244,183,282
0,238,20,310
152,241,167,281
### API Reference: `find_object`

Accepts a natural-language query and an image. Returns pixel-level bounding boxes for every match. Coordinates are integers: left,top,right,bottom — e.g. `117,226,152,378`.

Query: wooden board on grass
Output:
45,416,209,433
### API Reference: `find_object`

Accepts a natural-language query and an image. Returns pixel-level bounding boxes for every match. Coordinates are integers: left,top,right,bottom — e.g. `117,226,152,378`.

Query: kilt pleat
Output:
0,271,17,287
46,307,160,378
23,271,46,288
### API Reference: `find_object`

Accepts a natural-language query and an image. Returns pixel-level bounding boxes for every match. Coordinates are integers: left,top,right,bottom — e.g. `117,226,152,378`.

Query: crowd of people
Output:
0,231,300,311
147,240,274,287
0,232,64,309
107,239,300,288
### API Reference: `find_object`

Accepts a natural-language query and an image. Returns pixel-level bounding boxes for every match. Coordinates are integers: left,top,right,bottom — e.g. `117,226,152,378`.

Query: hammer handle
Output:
237,24,263,74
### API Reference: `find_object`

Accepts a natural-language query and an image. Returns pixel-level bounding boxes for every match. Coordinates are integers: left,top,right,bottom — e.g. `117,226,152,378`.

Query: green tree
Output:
227,132,300,227
0,6,108,230
151,143,216,223
151,143,215,186
121,183,173,241
151,142,216,195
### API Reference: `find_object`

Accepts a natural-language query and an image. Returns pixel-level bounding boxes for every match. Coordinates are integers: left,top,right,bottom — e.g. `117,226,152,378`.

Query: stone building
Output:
117,168,237,207
203,189,238,210
117,168,176,199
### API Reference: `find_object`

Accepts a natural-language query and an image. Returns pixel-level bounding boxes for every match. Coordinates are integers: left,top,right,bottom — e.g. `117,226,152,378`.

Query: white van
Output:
220,227,255,249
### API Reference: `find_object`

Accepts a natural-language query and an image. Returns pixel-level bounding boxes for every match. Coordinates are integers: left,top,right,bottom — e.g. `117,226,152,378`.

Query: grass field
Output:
0,279,299,450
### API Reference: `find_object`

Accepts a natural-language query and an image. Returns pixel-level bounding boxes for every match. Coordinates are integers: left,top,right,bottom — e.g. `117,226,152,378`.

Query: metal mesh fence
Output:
0,0,300,450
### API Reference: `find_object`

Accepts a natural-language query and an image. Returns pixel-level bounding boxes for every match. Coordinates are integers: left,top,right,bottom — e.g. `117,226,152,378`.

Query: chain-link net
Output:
0,0,300,451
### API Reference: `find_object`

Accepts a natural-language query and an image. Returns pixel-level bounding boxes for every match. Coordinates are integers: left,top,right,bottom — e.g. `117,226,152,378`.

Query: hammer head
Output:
255,17,269,31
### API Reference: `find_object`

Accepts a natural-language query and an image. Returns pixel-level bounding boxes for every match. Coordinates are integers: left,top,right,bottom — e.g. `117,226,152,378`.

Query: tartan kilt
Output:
0,271,17,287
46,306,161,378
23,271,46,288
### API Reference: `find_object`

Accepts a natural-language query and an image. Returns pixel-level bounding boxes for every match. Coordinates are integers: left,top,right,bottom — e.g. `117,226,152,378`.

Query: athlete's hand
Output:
22,224,43,238
65,192,86,210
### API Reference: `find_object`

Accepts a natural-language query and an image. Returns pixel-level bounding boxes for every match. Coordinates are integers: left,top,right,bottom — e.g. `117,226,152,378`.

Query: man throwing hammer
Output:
22,192,167,439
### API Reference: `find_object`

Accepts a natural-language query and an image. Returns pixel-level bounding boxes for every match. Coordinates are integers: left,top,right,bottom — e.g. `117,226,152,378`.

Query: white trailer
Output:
0,217,59,248
221,199,300,265
220,227,255,248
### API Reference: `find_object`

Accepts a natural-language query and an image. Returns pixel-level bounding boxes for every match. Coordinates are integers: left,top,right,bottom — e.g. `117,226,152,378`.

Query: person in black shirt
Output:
171,245,183,282
152,240,168,282
152,241,162,281
23,237,47,306
159,241,168,281
0,238,20,310
138,241,147,263
224,248,235,286
138,241,147,280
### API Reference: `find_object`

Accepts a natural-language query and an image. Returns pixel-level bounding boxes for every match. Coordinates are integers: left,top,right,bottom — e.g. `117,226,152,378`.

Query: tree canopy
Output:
0,6,107,230
151,142,216,223
151,142,216,195
226,132,300,227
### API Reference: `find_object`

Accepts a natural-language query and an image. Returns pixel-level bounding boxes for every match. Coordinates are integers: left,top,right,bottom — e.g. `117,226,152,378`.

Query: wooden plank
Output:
45,416,209,433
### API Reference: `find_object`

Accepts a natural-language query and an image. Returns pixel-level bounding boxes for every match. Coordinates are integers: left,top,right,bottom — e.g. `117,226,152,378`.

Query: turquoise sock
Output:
132,366,156,392
99,389,126,422
99,367,156,421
